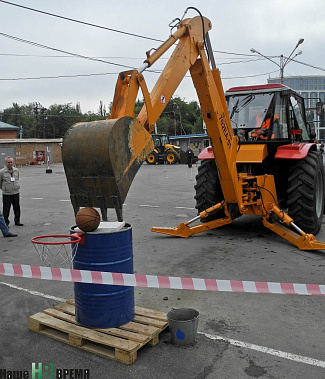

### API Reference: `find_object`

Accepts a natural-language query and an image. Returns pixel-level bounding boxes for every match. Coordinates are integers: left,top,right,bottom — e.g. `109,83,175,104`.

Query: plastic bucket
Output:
167,308,199,346
71,222,135,328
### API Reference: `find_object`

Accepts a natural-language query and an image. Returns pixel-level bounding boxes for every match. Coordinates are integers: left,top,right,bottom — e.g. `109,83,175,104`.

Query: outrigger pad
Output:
62,116,154,219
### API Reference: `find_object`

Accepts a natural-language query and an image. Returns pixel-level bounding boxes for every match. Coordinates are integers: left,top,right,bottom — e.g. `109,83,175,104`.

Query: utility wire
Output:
0,0,269,59
4,0,325,74
0,69,280,82
218,58,265,66
0,32,322,81
1,3,324,80
0,0,163,43
0,72,119,81
291,58,325,73
214,50,260,57
222,69,279,80
0,53,154,59
0,32,162,74
0,52,265,66
0,32,134,68
0,112,85,118
0,32,268,81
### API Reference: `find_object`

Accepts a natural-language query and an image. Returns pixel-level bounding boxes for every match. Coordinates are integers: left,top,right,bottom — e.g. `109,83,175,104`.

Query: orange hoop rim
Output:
31,234,82,245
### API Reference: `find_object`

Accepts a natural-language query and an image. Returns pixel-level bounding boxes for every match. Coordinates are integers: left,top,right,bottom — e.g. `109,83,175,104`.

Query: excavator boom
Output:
62,10,325,251
62,15,215,220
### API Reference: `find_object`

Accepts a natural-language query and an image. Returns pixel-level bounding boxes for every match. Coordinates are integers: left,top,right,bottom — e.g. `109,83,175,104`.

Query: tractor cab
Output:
225,84,314,143
152,134,170,154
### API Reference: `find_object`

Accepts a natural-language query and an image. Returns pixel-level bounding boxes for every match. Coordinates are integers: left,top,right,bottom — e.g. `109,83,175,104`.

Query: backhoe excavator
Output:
62,9,325,251
146,134,182,165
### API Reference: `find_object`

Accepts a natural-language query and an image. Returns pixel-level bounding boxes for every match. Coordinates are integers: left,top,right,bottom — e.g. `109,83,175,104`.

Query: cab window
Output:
289,95,309,140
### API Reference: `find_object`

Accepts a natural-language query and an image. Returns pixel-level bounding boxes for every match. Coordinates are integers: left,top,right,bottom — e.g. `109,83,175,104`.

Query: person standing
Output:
0,209,17,237
0,156,23,226
185,146,194,168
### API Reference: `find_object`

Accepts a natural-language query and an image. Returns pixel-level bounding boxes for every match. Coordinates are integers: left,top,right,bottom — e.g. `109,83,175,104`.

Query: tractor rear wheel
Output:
287,150,325,235
165,150,178,164
146,152,158,165
194,159,225,222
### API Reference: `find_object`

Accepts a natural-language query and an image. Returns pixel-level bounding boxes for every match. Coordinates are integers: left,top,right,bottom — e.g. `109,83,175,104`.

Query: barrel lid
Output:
73,221,126,234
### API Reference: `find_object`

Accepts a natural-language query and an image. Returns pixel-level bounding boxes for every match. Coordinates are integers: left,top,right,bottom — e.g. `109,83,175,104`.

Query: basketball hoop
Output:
31,233,84,268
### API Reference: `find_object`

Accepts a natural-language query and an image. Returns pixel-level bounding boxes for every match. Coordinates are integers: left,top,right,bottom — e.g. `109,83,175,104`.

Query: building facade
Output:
268,75,325,140
0,121,20,139
0,139,63,167
268,75,325,108
169,133,210,155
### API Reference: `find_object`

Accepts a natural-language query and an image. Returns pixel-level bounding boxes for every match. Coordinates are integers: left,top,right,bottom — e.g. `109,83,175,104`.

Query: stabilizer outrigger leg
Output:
151,202,233,238
152,202,325,251
263,205,325,251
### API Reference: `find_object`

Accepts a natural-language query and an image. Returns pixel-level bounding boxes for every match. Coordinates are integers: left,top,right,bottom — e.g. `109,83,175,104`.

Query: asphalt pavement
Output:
0,162,325,379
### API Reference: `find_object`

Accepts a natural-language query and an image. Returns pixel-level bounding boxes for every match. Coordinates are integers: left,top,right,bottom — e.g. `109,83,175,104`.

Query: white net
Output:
32,235,80,268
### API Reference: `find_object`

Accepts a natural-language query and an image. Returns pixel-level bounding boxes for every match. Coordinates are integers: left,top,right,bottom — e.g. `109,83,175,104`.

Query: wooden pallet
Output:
29,299,168,365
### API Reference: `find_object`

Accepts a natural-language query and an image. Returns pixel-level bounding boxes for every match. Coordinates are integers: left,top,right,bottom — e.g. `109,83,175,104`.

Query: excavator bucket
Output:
62,116,154,220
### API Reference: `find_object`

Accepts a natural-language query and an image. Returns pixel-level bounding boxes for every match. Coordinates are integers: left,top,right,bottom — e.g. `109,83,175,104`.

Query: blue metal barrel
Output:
72,223,135,328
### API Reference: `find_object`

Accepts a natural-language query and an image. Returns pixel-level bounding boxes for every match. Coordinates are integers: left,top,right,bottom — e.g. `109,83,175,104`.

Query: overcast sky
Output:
1,0,324,114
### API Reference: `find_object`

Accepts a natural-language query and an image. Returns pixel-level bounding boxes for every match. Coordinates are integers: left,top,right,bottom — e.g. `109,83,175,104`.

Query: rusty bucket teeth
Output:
62,116,154,218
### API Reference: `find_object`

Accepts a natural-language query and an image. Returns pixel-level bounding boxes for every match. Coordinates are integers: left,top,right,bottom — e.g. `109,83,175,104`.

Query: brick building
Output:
0,139,62,167
0,121,20,139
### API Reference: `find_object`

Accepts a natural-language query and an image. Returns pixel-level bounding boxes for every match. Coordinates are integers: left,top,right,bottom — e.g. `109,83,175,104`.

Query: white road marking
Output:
198,332,325,368
138,205,194,209
0,281,65,302
1,279,324,368
31,200,195,211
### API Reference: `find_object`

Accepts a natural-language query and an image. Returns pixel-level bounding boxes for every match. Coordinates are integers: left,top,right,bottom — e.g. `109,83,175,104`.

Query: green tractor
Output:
145,134,183,165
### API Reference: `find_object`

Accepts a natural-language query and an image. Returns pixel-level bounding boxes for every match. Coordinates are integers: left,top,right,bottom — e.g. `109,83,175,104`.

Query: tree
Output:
0,103,37,138
45,103,83,138
156,97,202,135
98,101,107,117
0,96,204,139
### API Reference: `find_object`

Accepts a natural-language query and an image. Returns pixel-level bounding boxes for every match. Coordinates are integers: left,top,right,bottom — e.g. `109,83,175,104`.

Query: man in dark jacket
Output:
186,146,194,168
0,156,23,226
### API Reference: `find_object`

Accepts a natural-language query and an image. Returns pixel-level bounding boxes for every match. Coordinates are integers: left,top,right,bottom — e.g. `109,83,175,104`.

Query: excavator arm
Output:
62,15,227,220
62,11,325,251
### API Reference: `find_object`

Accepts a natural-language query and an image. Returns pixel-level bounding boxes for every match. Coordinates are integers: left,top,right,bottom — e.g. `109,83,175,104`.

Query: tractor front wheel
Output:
146,152,158,165
287,150,325,235
165,150,178,164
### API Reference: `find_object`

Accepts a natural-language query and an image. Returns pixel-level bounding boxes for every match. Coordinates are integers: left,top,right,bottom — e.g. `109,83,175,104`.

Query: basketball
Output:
75,207,101,232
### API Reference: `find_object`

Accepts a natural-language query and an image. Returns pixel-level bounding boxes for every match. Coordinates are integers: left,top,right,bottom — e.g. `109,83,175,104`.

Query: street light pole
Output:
280,54,284,84
250,38,304,84
283,38,304,66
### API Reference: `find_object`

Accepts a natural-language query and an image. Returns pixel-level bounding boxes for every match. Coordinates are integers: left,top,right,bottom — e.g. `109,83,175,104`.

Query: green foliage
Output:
0,101,105,138
156,97,202,135
0,97,204,139
0,103,35,138
134,99,144,117
45,103,83,138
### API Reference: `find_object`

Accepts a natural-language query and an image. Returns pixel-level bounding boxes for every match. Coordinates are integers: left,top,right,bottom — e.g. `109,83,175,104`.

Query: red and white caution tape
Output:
0,262,324,296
